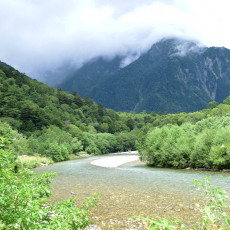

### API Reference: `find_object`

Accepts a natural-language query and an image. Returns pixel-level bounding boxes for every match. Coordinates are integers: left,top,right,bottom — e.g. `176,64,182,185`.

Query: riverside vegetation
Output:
1,61,230,228
136,177,230,229
0,137,100,229
1,61,230,169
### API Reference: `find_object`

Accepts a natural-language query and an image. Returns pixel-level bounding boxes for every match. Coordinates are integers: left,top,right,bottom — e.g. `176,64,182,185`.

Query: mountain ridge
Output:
59,38,230,113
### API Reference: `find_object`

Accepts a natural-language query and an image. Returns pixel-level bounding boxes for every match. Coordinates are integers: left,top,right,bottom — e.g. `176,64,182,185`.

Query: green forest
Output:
1,60,230,168
139,103,230,169
1,61,230,228
0,61,150,163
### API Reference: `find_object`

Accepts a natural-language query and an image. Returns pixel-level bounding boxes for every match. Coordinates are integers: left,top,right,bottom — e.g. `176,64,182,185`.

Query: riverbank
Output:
17,152,91,169
16,155,53,169
35,153,230,229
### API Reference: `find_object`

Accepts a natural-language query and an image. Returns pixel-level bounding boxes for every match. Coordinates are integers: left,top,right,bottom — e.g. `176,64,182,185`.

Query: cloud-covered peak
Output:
0,0,229,82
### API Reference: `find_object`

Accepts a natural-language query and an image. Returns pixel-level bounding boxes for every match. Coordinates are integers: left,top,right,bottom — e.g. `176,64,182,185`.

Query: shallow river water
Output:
35,154,230,229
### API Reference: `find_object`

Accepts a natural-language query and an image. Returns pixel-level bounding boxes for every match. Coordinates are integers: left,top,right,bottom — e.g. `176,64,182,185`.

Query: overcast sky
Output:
0,0,230,82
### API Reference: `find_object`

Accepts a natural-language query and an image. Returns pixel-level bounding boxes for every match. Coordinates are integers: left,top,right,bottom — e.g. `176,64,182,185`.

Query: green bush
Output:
0,121,17,140
28,126,75,161
16,155,53,169
140,123,194,168
85,143,100,155
71,138,83,153
140,116,230,169
0,139,100,229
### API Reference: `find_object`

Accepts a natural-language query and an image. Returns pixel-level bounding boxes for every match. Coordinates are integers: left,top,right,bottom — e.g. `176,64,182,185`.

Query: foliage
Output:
208,101,217,109
1,60,230,169
0,120,18,139
16,155,53,169
1,57,230,229
193,178,230,229
28,126,74,161
0,139,99,229
0,61,150,162
140,115,230,169
136,215,185,230
135,178,230,230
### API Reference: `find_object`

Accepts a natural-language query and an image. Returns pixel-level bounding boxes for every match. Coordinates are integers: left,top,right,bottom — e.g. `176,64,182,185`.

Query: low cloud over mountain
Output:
59,38,230,113
0,0,230,84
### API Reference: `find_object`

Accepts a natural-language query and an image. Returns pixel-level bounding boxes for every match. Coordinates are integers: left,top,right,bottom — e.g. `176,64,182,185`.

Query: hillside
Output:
60,56,122,97
1,59,230,169
59,38,230,113
0,61,153,161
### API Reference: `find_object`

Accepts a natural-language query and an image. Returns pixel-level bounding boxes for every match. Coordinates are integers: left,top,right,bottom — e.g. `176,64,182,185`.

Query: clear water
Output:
35,154,230,229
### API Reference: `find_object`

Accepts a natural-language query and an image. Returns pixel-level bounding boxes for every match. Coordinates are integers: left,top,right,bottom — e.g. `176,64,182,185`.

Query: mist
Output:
0,0,230,84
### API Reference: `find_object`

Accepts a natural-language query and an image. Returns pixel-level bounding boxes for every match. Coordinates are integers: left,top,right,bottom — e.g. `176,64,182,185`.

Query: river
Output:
35,153,230,229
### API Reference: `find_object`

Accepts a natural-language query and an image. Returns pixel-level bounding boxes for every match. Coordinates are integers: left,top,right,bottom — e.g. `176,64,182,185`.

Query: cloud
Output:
120,53,141,68
0,0,230,83
168,39,206,57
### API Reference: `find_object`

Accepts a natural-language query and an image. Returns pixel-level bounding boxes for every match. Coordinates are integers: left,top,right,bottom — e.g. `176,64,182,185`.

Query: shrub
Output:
16,155,53,169
28,126,75,161
140,116,230,169
0,139,100,229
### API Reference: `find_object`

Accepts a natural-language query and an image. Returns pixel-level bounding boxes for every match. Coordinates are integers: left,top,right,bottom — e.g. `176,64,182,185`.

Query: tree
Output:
208,101,217,109
97,102,104,118
99,123,109,133
127,117,135,130
223,96,230,105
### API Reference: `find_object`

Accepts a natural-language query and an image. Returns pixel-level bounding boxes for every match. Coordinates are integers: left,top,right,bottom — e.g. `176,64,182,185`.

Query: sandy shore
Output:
91,153,139,168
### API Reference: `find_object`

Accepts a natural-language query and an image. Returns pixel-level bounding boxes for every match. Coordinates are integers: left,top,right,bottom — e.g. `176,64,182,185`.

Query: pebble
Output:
85,218,148,230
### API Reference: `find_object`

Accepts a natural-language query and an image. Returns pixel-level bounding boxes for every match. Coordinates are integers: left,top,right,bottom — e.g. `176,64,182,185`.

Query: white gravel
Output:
91,154,139,168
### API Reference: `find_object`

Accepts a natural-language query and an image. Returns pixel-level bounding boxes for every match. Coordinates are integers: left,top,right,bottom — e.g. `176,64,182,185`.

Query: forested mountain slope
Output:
59,38,230,113
60,56,122,97
1,59,230,170
0,61,153,161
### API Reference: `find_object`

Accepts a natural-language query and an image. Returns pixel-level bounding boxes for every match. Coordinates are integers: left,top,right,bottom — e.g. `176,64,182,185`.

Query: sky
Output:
0,0,230,83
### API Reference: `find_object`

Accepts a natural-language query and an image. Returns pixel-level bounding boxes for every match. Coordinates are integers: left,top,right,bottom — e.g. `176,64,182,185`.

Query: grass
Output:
69,152,90,160
16,155,53,169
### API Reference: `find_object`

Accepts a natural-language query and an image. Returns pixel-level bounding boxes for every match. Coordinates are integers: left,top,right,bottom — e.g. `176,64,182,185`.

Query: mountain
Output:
59,56,122,96
59,38,230,113
0,60,151,159
0,60,130,134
